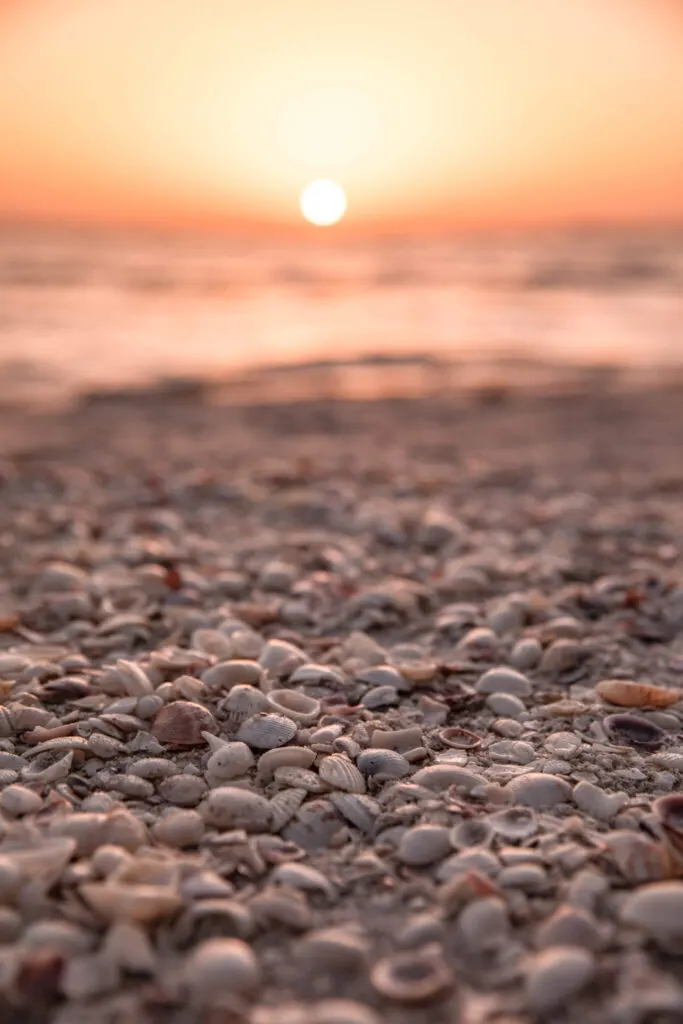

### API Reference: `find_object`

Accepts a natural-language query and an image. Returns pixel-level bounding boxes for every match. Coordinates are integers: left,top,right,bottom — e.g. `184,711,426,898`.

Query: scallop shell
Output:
597,679,681,709
113,659,154,697
206,741,255,782
270,788,307,833
237,712,297,750
267,689,321,725
328,792,380,834
257,746,316,780
152,701,218,748
318,755,366,794
356,748,411,779
202,786,272,833
371,945,453,1003
221,685,270,727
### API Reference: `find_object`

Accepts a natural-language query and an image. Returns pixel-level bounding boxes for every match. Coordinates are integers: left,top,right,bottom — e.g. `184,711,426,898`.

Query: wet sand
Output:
1,386,683,1023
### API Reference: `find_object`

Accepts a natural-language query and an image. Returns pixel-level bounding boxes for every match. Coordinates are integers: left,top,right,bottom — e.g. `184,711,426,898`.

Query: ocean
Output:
0,225,681,404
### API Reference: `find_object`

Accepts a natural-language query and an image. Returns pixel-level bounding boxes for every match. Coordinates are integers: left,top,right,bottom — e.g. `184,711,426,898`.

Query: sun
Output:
299,179,347,226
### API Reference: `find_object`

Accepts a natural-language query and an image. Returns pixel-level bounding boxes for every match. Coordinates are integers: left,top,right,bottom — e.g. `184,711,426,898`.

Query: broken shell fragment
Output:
371,944,454,1003
266,689,321,725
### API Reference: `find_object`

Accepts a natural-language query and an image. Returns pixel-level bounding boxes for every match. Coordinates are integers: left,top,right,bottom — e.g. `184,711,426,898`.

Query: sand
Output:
1,383,683,1023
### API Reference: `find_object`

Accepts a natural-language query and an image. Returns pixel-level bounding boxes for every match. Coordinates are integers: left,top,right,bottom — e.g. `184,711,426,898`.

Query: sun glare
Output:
300,179,347,226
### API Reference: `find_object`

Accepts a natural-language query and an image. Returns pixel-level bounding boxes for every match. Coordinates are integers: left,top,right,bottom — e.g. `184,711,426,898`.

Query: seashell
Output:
206,740,255,781
173,898,254,946
596,679,681,709
308,999,380,1024
371,944,454,1003
202,660,264,692
274,766,328,792
604,713,665,750
356,748,411,779
290,664,347,687
111,659,154,697
180,870,234,901
620,882,683,952
450,818,493,850
328,792,380,834
22,750,74,786
318,755,366,794
270,788,308,832
250,884,313,930
237,712,297,750
370,727,423,752
191,628,234,659
101,920,156,974
439,727,481,750
356,666,405,689
439,868,500,915
3,836,76,886
151,701,218,748
410,765,486,793
605,831,667,883
654,795,683,860
24,736,90,757
173,674,206,702
267,689,321,725
271,862,336,899
221,684,270,726
398,825,452,867
282,799,344,851
257,746,316,779
259,640,308,677
203,786,272,833
183,937,259,1003
297,928,370,971
487,807,538,842
80,881,182,923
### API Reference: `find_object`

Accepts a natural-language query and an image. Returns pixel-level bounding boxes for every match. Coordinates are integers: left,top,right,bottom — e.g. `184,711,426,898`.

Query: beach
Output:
1,383,683,1022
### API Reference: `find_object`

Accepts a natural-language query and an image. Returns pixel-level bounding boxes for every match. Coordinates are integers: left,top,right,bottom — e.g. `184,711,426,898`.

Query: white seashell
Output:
113,659,154,697
206,741,255,781
250,884,312,930
274,766,328,792
5,836,76,885
173,898,254,946
450,818,494,850
259,640,308,677
203,786,272,833
191,629,234,660
270,788,307,832
356,748,411,779
318,755,366,794
257,746,316,780
410,765,486,793
221,685,270,727
22,750,74,785
398,825,452,866
487,807,538,842
101,920,157,973
328,792,379,834
297,928,370,970
80,882,182,923
237,712,297,750
183,937,259,1002
290,664,347,686
369,727,423,752
202,660,264,692
271,862,336,899
266,688,321,725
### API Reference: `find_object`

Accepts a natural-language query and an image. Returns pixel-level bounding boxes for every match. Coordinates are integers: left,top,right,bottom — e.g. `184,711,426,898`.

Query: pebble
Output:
475,667,532,698
525,946,596,1012
505,773,572,808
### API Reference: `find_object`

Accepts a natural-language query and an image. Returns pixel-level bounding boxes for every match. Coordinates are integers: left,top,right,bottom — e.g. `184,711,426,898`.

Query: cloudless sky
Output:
1,0,682,232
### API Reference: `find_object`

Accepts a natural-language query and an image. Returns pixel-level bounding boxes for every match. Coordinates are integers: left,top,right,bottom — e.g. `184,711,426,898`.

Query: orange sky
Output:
1,0,683,233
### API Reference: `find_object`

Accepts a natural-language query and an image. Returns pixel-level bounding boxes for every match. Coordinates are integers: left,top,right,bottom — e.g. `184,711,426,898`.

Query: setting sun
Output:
300,180,347,226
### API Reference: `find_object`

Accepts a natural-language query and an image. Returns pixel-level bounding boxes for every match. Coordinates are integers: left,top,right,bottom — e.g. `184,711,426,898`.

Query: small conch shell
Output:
596,679,681,709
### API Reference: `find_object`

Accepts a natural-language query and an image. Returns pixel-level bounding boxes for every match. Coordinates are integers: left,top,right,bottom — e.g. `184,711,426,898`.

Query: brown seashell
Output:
151,700,218,748
371,944,454,1003
653,795,683,868
605,831,668,883
596,679,681,709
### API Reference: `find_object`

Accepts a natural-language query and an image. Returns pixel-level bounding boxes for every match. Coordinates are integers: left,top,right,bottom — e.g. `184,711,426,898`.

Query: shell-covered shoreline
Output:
1,388,683,1022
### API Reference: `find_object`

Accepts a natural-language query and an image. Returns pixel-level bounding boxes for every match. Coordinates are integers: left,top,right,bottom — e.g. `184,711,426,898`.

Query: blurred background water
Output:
1,226,681,403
